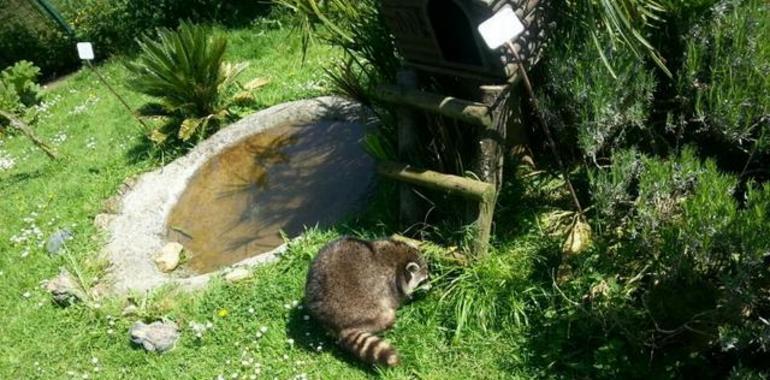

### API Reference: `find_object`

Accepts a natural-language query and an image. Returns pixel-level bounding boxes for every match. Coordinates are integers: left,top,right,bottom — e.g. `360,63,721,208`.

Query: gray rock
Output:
46,229,73,255
129,320,179,353
44,269,84,306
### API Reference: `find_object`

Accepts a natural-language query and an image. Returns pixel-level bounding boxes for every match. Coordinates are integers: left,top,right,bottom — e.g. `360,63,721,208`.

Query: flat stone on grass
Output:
224,267,252,283
46,229,72,255
129,320,179,353
44,268,85,306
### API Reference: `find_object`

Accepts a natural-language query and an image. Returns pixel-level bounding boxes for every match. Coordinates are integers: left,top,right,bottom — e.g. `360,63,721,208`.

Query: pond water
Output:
166,121,375,274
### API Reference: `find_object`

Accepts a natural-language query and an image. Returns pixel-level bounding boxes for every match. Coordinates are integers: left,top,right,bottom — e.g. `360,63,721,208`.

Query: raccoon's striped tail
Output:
338,329,399,367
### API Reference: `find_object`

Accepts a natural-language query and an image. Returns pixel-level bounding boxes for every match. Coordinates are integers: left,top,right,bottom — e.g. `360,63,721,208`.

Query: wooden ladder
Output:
375,73,515,257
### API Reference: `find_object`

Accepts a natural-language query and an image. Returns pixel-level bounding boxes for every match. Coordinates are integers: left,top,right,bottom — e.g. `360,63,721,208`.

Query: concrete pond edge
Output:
99,96,374,294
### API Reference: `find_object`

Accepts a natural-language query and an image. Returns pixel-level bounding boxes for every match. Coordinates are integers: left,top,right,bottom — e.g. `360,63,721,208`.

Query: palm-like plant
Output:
569,0,670,77
125,21,256,144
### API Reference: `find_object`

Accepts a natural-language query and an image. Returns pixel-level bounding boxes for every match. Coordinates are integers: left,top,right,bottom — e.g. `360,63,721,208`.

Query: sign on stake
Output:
77,42,148,131
76,42,94,60
477,5,525,50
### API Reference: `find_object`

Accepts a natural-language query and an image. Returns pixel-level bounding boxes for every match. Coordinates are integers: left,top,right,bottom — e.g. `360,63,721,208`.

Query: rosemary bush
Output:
677,0,770,159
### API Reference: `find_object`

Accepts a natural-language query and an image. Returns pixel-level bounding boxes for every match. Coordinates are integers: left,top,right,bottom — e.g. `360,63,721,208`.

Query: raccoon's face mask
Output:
402,261,431,296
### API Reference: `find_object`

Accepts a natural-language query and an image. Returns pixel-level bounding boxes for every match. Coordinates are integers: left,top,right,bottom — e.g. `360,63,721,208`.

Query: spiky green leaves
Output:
125,21,256,146
126,22,229,116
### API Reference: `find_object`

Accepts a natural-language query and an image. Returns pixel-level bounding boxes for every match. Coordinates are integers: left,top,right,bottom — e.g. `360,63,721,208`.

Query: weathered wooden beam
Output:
473,191,496,258
375,85,493,127
0,110,59,160
474,84,511,191
378,161,494,202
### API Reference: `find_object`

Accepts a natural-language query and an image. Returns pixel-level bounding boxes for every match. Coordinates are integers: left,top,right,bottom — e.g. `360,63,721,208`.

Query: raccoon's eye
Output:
406,262,420,273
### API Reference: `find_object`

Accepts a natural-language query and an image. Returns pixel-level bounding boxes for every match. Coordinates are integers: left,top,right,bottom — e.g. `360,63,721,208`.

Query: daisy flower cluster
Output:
215,337,268,380
32,93,63,119
190,320,215,339
9,212,44,256
52,131,68,145
64,356,102,379
85,136,97,150
69,94,101,116
0,149,15,171
206,299,325,380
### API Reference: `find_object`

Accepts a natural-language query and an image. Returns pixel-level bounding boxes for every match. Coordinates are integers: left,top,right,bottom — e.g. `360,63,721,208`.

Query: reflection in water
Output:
166,122,375,273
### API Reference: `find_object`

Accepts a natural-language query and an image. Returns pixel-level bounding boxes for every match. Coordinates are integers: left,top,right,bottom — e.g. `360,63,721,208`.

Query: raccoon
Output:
304,236,430,367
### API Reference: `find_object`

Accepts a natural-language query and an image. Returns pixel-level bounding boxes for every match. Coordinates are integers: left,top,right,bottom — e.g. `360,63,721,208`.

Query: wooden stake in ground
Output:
74,43,148,132
507,42,584,215
85,61,150,132
0,109,59,160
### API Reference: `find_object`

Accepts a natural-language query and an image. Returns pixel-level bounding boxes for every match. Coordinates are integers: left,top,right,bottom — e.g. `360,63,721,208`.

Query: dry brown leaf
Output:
562,217,593,255
244,77,270,90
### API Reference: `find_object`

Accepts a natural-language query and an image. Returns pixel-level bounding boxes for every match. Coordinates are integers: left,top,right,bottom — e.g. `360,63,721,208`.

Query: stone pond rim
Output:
100,97,377,294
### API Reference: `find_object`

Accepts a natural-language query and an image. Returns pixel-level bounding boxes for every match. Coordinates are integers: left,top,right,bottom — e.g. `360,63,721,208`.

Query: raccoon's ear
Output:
406,262,420,273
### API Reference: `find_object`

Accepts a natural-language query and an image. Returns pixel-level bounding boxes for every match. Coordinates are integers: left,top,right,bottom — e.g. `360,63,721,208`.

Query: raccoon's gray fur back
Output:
304,236,429,367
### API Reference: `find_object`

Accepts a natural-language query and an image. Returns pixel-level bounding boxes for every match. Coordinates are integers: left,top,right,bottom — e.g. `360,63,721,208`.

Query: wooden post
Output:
475,84,511,191
466,85,512,256
474,190,496,257
378,160,497,258
395,70,423,232
504,87,533,168
0,110,59,160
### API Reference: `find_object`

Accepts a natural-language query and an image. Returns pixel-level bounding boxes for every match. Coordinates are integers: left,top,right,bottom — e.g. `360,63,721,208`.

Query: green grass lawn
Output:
0,21,557,379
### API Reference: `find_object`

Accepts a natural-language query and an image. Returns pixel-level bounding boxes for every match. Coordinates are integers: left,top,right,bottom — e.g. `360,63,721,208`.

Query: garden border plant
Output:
125,21,267,149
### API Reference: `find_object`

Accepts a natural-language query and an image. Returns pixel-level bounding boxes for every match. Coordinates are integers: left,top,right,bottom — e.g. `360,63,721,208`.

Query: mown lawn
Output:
0,21,556,379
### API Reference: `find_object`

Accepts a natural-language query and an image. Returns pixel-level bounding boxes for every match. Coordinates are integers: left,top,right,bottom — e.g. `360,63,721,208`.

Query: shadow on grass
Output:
284,308,380,375
494,171,738,379
0,169,44,192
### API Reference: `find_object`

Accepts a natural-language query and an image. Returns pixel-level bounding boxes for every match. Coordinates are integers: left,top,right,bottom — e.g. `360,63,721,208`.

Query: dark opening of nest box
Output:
381,0,541,82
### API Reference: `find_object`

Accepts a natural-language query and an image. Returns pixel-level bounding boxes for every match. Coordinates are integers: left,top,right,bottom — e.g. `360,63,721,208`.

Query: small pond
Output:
166,121,375,273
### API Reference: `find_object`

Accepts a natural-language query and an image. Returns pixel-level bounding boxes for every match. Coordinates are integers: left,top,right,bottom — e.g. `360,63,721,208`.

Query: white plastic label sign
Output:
77,42,94,60
477,5,525,50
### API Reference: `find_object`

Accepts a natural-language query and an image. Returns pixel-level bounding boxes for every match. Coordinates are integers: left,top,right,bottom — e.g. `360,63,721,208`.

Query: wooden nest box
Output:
376,0,545,257
381,0,543,83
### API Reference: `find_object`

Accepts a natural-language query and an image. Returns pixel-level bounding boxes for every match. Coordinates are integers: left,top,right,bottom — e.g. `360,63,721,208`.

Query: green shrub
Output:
536,148,770,377
677,0,770,155
0,0,77,78
0,61,42,108
125,22,251,145
0,82,20,114
275,0,398,100
546,0,670,76
1,60,43,121
537,34,657,161
0,0,270,79
55,0,235,59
